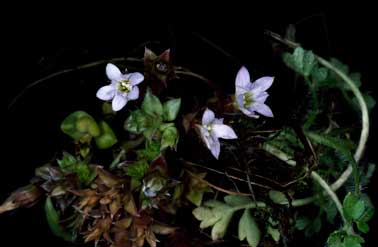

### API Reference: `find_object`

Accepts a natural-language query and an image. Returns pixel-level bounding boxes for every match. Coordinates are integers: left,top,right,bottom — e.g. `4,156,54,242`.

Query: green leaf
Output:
95,121,117,149
224,195,252,207
311,67,328,85
352,93,376,113
142,88,163,117
267,225,280,242
359,207,374,222
330,58,349,74
327,231,344,247
349,72,362,89
163,98,181,121
356,221,369,233
343,193,365,221
61,111,100,140
303,50,316,77
238,209,261,247
125,110,149,134
294,216,311,231
211,208,234,240
344,234,364,247
57,152,77,173
127,160,149,180
268,190,289,205
304,217,321,237
192,207,220,229
324,200,338,223
76,162,96,185
45,197,73,242
194,200,235,240
161,126,178,150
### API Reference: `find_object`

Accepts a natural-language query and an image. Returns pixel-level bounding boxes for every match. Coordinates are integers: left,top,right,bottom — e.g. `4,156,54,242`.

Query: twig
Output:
185,170,253,196
182,159,271,189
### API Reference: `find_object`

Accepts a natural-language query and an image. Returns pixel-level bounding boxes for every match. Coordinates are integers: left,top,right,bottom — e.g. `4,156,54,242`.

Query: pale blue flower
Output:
198,108,237,159
96,63,144,111
235,66,274,118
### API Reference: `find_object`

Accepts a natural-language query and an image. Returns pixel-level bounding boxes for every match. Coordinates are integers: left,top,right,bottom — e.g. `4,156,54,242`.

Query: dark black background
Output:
1,6,377,246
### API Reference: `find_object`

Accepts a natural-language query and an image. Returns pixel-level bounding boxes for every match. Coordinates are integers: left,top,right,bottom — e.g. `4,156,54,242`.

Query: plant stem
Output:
316,56,369,195
264,30,370,198
310,171,346,224
233,201,267,211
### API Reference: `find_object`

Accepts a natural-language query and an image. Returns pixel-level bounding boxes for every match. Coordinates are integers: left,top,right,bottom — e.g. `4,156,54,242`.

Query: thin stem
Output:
264,30,370,198
8,57,143,110
310,171,346,224
316,56,369,195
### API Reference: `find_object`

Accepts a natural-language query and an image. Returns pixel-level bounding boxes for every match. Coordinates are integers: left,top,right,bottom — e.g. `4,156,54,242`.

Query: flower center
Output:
205,124,213,132
155,61,168,74
243,92,254,107
117,80,132,93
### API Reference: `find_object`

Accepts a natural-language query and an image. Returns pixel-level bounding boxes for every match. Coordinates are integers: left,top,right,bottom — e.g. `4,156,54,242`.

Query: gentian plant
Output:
1,29,376,247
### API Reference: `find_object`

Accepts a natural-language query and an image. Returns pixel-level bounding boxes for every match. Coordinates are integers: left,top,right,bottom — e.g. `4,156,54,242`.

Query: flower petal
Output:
106,63,122,81
96,85,115,101
252,76,274,92
213,118,224,124
199,126,212,150
159,49,170,62
212,124,238,139
255,103,274,117
240,105,259,118
127,86,139,100
129,72,144,85
210,138,221,159
254,92,269,103
202,108,215,125
235,66,251,94
112,94,128,111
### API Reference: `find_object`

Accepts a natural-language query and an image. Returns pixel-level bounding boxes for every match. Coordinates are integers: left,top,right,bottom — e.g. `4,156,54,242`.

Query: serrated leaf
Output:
268,190,289,205
61,111,100,140
327,231,344,247
57,152,77,173
303,50,316,77
127,160,149,180
311,67,328,85
95,121,117,149
330,58,349,74
125,110,149,134
161,126,178,150
45,197,73,242
343,193,365,221
142,88,163,117
224,195,252,207
344,234,364,247
238,209,261,247
163,98,181,121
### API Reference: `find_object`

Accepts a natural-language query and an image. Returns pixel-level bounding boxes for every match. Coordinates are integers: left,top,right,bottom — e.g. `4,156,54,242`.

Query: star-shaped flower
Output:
96,63,144,111
144,47,173,85
235,66,274,118
197,108,237,159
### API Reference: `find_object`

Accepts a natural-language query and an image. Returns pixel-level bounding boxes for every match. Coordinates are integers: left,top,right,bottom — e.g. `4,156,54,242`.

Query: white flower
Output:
198,108,237,159
235,66,274,118
96,63,144,111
